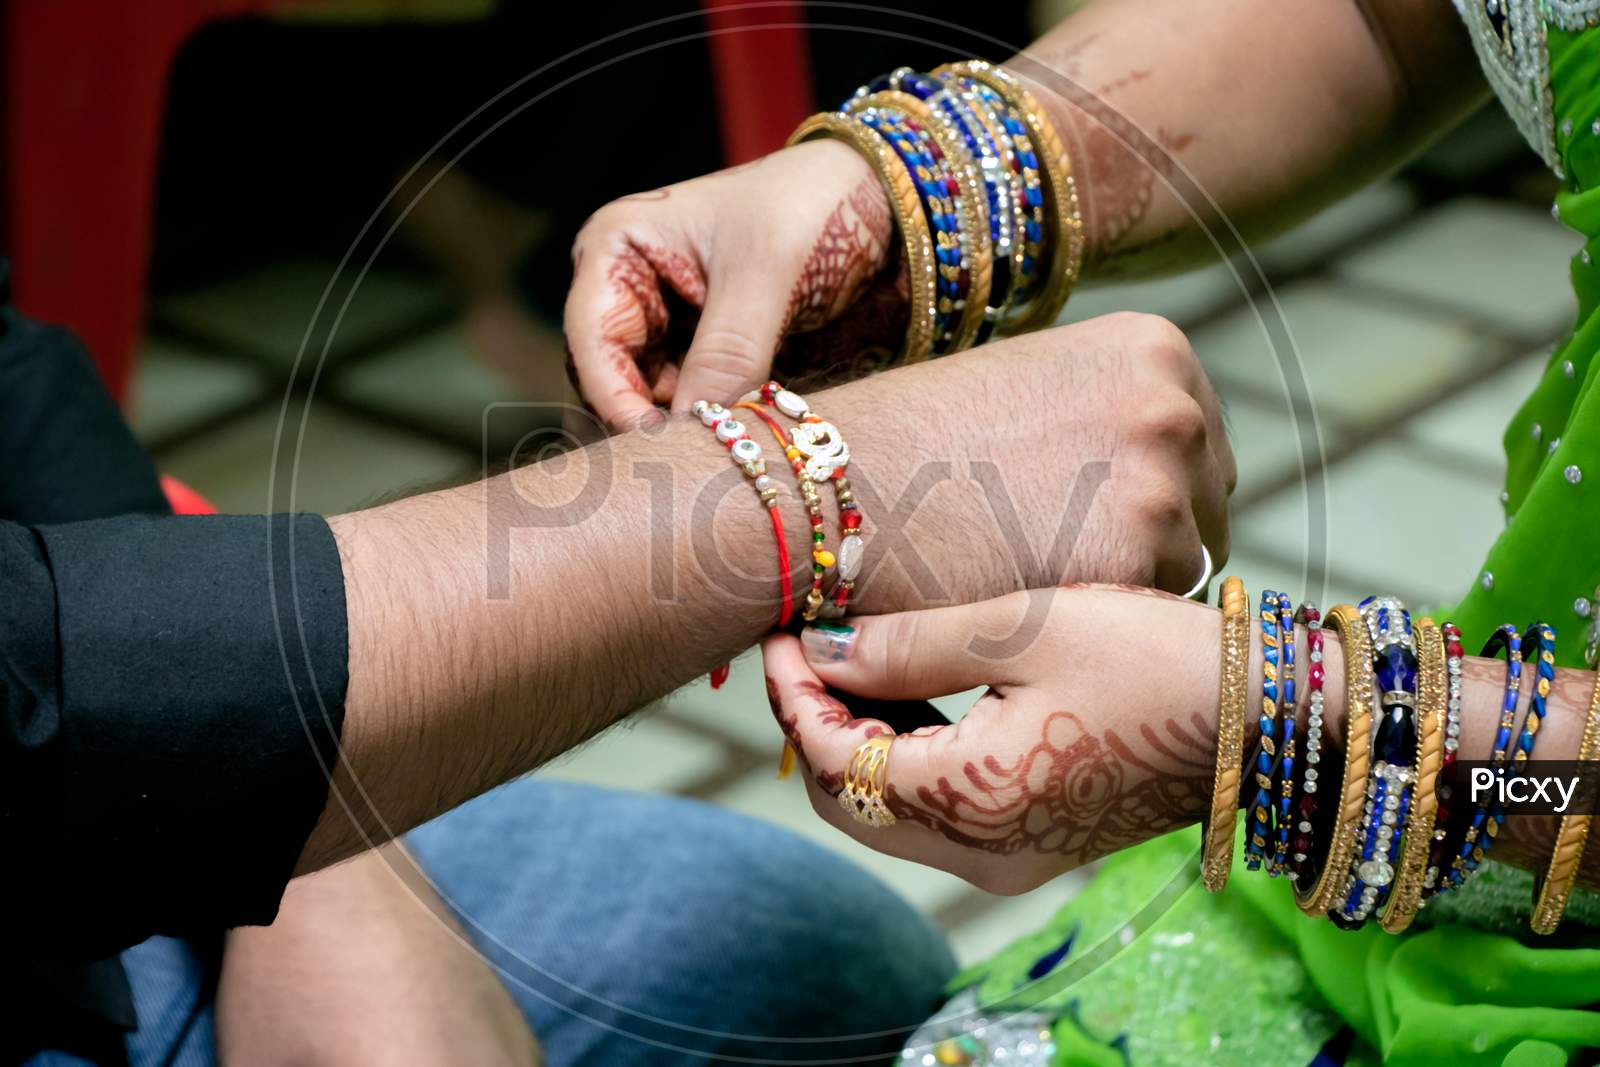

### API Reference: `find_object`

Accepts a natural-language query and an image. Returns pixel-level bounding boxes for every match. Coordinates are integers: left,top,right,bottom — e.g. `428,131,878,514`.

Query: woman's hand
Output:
564,139,901,431
762,585,1222,894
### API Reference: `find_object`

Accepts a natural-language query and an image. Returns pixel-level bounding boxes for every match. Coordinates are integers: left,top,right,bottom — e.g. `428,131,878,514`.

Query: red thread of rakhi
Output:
696,401,794,689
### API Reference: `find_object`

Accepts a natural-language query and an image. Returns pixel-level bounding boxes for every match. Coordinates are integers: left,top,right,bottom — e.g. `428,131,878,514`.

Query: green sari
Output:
903,11,1600,1066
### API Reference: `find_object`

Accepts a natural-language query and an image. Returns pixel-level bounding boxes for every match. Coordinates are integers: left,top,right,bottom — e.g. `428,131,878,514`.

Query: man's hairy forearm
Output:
1008,0,1488,280
302,423,802,871
295,359,1001,873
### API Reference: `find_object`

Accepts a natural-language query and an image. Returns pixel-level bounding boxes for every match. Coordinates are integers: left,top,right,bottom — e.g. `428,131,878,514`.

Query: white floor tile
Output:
1190,279,1485,427
1232,442,1504,609
1401,351,1549,471
1056,262,1243,329
536,715,728,796
1336,198,1581,337
155,260,452,370
158,405,470,515
335,326,537,446
1250,183,1419,279
131,339,267,442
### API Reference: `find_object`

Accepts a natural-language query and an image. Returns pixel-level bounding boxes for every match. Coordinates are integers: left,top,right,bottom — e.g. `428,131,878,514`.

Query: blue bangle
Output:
1245,588,1284,871
850,107,967,349
1450,623,1525,886
1272,591,1298,874
1336,597,1419,924
940,77,1045,304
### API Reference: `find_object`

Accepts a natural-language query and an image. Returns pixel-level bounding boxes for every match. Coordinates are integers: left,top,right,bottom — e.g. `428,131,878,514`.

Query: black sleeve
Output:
0,511,349,961
0,281,170,523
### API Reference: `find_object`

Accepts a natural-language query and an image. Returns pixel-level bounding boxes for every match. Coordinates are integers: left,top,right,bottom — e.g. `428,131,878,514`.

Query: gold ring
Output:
839,734,897,828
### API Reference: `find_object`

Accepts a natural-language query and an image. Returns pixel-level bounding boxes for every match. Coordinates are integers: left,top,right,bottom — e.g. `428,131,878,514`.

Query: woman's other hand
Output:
564,139,901,432
761,586,1221,894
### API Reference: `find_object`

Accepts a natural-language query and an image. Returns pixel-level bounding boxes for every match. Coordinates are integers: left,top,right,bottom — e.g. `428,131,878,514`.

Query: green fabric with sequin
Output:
923,21,1600,1067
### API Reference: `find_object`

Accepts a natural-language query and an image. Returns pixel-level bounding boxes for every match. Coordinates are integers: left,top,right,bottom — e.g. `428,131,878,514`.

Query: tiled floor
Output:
131,111,1580,968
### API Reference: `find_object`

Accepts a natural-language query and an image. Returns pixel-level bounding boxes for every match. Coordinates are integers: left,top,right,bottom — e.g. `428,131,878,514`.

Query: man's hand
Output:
564,139,897,431
833,312,1234,610
308,313,1232,871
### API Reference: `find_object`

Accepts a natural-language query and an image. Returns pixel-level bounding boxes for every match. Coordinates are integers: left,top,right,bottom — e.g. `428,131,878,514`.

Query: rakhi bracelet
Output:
1273,591,1299,874
1450,623,1525,887
1381,618,1445,934
1335,597,1419,926
1289,602,1327,886
1299,605,1375,917
691,401,793,630
786,112,938,363
1423,621,1469,897
750,382,863,621
732,400,817,624
848,102,971,352
935,60,1084,332
1244,588,1285,872
1531,654,1600,934
1203,576,1251,893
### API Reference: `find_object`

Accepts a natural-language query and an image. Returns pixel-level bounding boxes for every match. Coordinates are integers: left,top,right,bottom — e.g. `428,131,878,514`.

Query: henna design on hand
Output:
783,175,895,333
890,709,1215,867
595,243,707,400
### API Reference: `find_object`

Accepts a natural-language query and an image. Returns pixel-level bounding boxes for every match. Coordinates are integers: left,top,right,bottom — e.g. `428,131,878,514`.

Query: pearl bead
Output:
773,389,809,419
754,475,773,492
837,534,865,581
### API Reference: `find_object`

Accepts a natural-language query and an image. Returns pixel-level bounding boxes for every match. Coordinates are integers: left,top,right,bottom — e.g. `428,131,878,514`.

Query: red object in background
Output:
2,0,283,405
161,474,216,515
699,0,815,165
1,0,813,404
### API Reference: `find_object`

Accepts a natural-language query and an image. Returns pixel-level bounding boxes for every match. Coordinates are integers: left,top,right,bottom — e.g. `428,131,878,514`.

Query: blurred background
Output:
1,0,1581,965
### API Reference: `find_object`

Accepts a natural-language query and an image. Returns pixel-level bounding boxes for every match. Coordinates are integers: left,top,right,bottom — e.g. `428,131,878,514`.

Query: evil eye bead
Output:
730,437,762,464
699,402,725,427
715,418,746,443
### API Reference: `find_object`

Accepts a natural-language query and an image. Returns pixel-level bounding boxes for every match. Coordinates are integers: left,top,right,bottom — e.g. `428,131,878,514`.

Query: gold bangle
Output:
935,60,1084,333
1530,666,1600,933
839,734,896,828
1299,604,1376,917
787,113,938,364
1203,575,1250,892
842,91,993,354
1381,618,1446,934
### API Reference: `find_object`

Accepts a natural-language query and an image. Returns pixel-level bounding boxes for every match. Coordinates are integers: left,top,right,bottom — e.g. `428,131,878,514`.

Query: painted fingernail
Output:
801,622,857,663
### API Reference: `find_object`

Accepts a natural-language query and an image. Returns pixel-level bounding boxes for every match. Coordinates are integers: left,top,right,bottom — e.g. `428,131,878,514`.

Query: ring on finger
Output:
839,735,897,828
1183,544,1214,602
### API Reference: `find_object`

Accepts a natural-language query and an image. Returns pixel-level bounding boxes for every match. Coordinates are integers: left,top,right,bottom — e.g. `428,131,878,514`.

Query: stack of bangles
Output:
786,60,1085,363
1206,578,1600,934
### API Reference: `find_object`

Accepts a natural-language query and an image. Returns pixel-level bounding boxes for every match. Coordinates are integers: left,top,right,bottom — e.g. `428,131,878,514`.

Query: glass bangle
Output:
786,112,938,363
1244,588,1284,872
1450,623,1524,887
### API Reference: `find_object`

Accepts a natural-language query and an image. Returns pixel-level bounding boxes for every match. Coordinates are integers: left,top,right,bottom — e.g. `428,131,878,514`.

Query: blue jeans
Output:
29,781,955,1066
